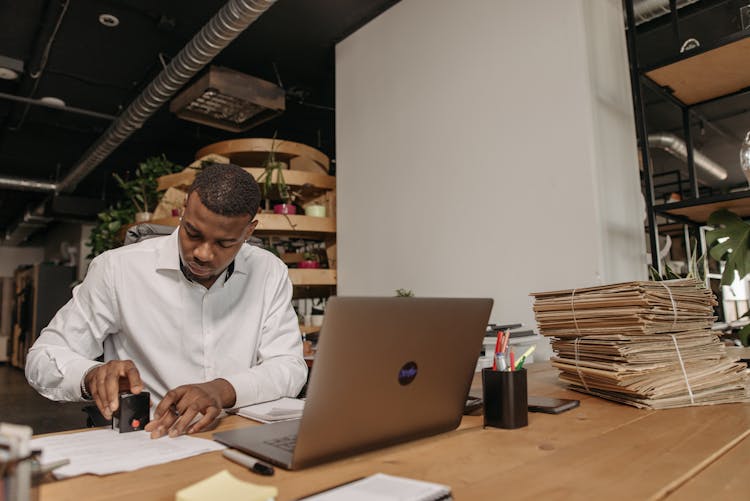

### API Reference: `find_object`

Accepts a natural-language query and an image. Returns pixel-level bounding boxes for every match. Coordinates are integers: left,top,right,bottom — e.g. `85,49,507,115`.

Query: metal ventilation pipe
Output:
0,176,57,192
647,132,728,183
633,0,700,25
4,0,277,244
59,0,277,193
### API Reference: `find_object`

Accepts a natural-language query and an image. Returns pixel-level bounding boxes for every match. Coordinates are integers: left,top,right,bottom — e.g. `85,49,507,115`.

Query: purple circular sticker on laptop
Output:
398,361,418,385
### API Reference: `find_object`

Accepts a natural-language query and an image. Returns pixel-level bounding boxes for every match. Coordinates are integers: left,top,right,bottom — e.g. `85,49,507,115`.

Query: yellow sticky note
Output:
176,470,277,501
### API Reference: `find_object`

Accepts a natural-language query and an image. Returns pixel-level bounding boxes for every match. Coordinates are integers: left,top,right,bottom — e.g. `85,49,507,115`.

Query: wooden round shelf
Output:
157,167,335,192
195,138,330,173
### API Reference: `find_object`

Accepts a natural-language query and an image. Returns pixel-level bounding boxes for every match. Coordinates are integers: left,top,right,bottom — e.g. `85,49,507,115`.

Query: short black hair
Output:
188,162,260,217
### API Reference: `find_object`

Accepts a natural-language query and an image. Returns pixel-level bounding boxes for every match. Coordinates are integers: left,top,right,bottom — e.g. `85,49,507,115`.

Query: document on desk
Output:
30,428,225,479
236,397,305,423
299,473,451,500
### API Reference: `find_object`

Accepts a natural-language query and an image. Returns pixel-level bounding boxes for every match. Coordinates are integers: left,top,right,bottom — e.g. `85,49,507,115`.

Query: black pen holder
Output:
482,368,528,429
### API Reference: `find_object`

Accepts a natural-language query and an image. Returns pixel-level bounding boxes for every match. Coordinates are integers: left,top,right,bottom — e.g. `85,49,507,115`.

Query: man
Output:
26,163,308,438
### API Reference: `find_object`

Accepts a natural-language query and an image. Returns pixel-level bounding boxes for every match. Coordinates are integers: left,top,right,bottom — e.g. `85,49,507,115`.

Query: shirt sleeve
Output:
25,254,120,402
221,261,308,408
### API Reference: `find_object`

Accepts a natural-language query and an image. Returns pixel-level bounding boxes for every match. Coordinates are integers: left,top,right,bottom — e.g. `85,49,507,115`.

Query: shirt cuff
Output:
67,359,104,401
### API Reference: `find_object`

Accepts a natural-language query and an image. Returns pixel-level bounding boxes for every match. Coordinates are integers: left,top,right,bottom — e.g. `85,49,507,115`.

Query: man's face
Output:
178,192,257,288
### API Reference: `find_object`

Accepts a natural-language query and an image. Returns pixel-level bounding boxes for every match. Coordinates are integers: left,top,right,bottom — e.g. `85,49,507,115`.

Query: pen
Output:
222,448,275,476
509,351,515,372
495,353,507,371
515,345,536,370
492,330,502,370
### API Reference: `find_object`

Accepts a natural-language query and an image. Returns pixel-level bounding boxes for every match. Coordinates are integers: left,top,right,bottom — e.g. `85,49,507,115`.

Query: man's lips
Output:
187,262,211,277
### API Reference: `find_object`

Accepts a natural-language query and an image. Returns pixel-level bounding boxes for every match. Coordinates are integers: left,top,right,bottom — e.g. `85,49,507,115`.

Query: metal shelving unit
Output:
624,0,750,269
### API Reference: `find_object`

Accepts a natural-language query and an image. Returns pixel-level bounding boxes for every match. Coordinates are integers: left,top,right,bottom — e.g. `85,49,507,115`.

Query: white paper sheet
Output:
30,428,225,478
236,397,305,423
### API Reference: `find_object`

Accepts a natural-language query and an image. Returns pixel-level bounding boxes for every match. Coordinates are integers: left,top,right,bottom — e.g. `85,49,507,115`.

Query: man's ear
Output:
245,219,259,239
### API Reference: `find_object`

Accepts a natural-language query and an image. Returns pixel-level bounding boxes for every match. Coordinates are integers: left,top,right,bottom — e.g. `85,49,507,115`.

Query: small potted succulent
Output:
298,251,320,269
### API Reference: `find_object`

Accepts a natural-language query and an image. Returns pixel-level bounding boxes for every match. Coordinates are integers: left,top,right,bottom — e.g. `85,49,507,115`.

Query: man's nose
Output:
194,242,213,262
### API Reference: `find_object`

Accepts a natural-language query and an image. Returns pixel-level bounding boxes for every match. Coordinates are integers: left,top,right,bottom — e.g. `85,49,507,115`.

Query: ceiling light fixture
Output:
99,13,119,27
169,66,285,132
0,55,23,80
0,67,18,80
39,96,66,107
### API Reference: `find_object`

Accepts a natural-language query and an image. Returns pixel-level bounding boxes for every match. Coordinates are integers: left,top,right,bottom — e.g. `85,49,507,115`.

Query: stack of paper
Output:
531,278,750,409
236,397,305,423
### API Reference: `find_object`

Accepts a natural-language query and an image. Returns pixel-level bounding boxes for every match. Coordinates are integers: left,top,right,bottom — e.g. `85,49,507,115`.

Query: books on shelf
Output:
531,278,750,409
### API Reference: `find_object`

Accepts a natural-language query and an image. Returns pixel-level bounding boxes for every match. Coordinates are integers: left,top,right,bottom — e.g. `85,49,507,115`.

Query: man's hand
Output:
144,379,236,438
84,360,144,420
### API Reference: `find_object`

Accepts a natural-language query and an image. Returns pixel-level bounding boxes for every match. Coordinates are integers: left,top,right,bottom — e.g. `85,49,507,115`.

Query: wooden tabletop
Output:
38,363,750,500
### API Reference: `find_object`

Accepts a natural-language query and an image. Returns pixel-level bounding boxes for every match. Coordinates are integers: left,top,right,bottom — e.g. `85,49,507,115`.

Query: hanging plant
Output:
256,133,291,205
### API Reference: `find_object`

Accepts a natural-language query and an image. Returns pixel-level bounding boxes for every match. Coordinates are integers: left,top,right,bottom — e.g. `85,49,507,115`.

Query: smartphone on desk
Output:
527,396,580,414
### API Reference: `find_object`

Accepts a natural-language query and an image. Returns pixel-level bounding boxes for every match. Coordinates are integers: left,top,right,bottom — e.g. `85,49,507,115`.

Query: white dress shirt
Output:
25,229,308,408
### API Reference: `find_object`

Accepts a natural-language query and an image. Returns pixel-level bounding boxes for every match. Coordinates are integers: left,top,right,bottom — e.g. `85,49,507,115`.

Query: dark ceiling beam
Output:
0,92,117,121
5,0,280,245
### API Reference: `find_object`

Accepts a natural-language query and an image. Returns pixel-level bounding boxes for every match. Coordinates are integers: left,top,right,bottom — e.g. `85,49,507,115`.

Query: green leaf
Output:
664,262,681,280
648,265,662,281
706,209,750,285
737,324,750,347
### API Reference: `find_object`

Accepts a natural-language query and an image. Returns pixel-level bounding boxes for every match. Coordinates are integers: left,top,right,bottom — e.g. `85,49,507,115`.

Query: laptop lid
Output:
214,296,492,469
291,296,492,468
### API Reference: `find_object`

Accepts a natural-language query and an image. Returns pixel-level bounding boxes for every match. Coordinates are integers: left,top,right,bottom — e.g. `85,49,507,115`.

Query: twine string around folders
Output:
659,282,694,404
570,288,591,393
658,281,679,330
670,334,696,405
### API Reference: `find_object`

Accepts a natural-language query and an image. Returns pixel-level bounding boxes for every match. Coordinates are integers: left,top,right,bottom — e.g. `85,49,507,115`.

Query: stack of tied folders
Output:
531,278,750,409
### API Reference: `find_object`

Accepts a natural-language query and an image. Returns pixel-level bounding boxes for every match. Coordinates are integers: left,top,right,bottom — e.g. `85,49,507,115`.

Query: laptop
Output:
214,296,493,470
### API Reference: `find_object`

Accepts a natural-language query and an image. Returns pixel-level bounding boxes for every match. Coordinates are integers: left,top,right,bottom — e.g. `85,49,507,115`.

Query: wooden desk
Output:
39,363,750,500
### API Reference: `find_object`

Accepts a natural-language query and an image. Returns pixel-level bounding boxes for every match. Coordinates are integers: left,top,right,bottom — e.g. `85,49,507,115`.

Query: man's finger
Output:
169,406,199,437
94,374,112,419
188,406,220,434
153,391,177,420
104,368,121,413
125,366,143,394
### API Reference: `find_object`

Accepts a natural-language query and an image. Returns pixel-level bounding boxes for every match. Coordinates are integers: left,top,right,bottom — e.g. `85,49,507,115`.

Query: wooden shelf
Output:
288,268,336,286
195,138,330,173
157,167,335,192
255,214,335,237
299,325,321,335
646,35,750,105
654,191,750,224
142,214,335,237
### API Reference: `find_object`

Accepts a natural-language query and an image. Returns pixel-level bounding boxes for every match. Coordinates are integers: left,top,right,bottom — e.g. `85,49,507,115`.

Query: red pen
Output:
509,351,515,372
492,330,502,370
501,329,510,353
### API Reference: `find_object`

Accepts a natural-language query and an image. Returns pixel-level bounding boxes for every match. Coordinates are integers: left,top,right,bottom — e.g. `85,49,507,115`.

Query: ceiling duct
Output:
632,0,700,26
0,176,57,192
170,65,285,132
4,0,277,245
647,132,728,183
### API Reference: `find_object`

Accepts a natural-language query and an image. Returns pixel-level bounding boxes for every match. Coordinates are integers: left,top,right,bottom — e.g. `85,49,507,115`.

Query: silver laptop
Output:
214,296,493,470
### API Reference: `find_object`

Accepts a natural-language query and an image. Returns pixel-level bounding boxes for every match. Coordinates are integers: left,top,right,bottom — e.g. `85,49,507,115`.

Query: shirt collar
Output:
155,227,251,280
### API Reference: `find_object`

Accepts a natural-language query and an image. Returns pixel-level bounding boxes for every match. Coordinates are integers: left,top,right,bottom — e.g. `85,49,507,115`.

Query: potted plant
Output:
298,251,320,269
87,202,136,258
87,155,181,257
256,134,296,214
112,155,180,222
